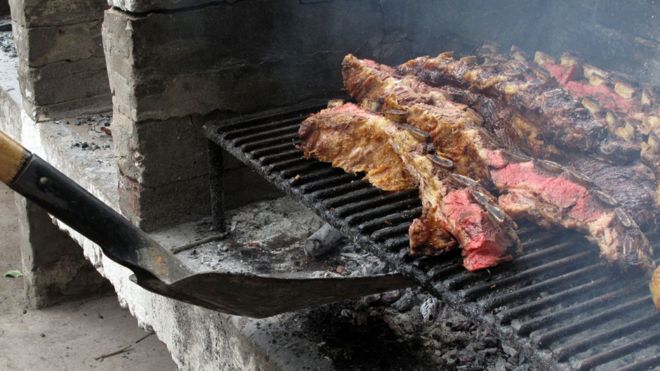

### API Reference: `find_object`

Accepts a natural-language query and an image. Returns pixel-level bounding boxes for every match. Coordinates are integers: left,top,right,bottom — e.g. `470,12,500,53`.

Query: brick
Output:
15,196,112,308
118,171,210,232
13,19,104,66
9,0,105,27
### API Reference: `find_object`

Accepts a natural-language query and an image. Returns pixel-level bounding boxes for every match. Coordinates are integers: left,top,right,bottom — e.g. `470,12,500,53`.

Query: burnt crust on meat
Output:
299,103,521,271
395,46,645,163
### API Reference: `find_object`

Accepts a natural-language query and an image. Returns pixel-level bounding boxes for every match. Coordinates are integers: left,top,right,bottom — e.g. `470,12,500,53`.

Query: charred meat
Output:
299,103,521,271
533,50,660,210
395,47,645,162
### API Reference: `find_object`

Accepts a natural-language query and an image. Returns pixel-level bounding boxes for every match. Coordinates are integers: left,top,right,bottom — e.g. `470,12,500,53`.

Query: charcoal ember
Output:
380,290,401,303
442,349,459,366
420,297,440,323
458,348,477,363
479,348,500,358
502,343,518,358
382,310,417,337
492,357,510,371
392,291,415,312
483,336,499,348
362,293,381,305
366,260,388,275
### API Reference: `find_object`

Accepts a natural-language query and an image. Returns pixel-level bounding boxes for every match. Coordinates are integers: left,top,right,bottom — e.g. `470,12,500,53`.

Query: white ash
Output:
0,31,16,58
178,197,395,277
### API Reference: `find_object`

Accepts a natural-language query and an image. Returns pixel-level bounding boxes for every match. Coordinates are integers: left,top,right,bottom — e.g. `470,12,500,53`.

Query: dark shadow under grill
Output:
204,102,660,371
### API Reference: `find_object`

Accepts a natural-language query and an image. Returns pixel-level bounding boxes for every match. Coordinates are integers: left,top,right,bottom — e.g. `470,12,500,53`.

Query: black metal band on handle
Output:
9,155,193,283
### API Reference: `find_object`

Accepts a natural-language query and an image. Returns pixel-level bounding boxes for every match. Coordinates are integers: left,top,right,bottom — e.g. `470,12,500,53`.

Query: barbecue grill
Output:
204,101,660,371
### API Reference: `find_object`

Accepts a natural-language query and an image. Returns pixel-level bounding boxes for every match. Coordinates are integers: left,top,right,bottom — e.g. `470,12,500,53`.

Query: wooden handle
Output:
0,130,30,184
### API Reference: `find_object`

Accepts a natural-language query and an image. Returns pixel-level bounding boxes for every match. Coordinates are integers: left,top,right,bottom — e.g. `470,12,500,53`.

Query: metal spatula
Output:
0,130,413,317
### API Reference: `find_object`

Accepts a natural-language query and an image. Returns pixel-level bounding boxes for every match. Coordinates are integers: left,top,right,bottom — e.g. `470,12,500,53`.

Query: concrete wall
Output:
9,0,111,121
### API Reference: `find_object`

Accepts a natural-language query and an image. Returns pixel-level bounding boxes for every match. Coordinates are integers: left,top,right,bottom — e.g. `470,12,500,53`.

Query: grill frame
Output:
203,101,660,371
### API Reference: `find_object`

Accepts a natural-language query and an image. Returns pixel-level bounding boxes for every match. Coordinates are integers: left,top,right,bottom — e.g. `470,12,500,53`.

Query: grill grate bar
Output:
383,236,410,251
267,157,312,173
290,168,344,186
615,353,660,371
457,251,592,297
515,285,646,337
251,142,297,158
260,149,302,165
443,240,577,291
321,186,382,208
232,123,300,145
535,295,651,348
240,132,299,152
498,277,610,324
334,190,418,218
357,207,422,234
371,222,411,241
279,162,326,179
345,198,421,226
299,173,358,193
576,332,660,370
226,119,301,140
483,263,606,312
554,311,659,361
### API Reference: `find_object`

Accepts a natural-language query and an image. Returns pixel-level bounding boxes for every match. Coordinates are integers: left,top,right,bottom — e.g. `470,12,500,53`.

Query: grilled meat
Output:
652,266,660,309
534,50,657,138
533,50,660,210
297,103,416,192
564,155,657,229
641,131,660,208
299,103,521,270
342,55,655,271
408,103,655,271
396,48,644,162
440,85,657,229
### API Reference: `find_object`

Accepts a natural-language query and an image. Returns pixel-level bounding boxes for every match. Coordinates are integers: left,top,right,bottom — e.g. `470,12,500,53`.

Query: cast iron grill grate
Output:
204,102,660,371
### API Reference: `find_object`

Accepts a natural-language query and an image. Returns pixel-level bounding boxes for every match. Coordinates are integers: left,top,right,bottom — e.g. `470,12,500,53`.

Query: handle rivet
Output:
39,177,49,186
